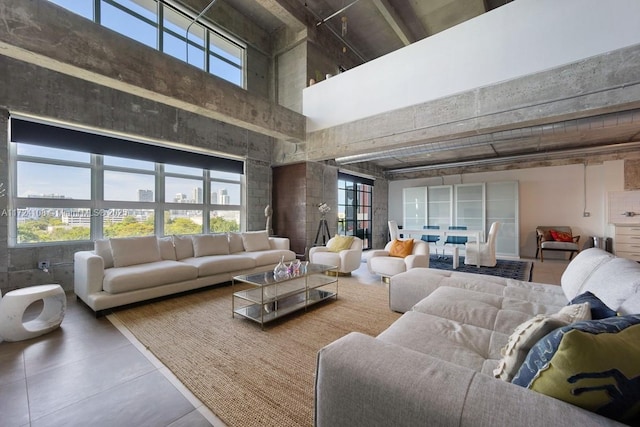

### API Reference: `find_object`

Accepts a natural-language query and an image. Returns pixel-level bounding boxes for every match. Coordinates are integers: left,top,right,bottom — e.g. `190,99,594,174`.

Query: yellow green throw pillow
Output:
327,235,354,252
513,315,640,423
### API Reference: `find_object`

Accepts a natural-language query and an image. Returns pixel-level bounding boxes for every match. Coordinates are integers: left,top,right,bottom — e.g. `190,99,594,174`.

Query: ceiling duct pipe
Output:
316,0,361,27
336,109,640,165
186,0,219,63
385,140,640,176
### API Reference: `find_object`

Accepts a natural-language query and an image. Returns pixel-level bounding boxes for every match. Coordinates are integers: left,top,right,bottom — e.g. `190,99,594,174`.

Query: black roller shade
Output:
338,171,374,186
11,118,244,174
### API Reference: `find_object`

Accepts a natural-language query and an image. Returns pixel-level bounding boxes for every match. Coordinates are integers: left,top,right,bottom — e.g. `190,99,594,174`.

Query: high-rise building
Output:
211,191,218,205
219,188,229,205
192,187,203,204
138,189,153,202
175,193,187,203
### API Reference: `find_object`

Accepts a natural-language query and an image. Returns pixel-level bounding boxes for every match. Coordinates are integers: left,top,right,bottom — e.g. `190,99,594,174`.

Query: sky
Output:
16,145,241,204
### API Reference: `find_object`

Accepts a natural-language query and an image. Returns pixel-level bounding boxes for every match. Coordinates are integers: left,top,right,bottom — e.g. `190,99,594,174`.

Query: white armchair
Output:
464,221,501,267
367,239,430,280
309,236,363,275
388,220,400,240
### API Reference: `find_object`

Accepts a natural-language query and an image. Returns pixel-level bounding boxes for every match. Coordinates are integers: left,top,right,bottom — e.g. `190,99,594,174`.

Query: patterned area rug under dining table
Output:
428,255,533,281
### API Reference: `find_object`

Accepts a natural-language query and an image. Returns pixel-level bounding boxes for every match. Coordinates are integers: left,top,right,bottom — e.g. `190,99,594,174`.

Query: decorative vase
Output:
273,256,289,278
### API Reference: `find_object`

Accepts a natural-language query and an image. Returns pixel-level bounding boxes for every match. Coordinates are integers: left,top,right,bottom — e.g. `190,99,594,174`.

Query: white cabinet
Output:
401,181,519,257
427,186,453,227
455,184,485,232
486,182,519,258
402,187,426,230
615,225,640,262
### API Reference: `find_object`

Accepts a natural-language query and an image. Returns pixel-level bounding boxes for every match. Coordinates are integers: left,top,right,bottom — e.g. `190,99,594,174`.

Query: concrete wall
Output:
277,42,307,113
303,0,640,131
388,160,625,259
0,56,274,294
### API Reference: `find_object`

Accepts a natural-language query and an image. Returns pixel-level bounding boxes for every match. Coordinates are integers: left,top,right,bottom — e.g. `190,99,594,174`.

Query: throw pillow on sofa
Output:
173,235,195,260
110,235,162,267
512,314,640,423
493,303,591,382
95,239,114,268
158,236,177,261
192,234,230,257
228,232,245,253
570,291,617,319
389,239,413,258
242,231,271,252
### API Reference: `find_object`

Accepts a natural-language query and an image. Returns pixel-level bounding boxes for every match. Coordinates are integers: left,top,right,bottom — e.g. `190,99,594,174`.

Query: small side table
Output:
0,284,66,342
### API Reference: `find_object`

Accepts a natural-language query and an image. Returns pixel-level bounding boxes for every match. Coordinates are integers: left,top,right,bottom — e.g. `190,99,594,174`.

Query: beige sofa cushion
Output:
192,234,229,257
242,231,271,252
110,235,161,267
242,249,295,266
181,254,256,276
411,286,569,335
173,235,195,260
228,232,244,253
560,248,614,300
95,239,114,268
103,260,198,294
158,236,177,260
579,257,640,310
377,310,503,375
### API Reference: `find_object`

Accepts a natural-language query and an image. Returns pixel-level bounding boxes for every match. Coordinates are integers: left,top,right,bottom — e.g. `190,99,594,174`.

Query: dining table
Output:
398,228,484,268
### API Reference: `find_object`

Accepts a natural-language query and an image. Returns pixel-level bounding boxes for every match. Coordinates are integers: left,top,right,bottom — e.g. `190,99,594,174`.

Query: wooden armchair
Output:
535,226,580,262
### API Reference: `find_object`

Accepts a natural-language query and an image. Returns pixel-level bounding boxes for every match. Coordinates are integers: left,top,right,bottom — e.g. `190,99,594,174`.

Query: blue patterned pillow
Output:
570,291,617,319
512,315,640,423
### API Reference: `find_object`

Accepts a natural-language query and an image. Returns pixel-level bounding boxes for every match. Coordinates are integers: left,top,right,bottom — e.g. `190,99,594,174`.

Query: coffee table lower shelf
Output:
233,288,336,326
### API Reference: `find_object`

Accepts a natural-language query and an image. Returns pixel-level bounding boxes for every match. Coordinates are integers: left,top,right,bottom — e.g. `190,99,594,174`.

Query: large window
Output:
9,119,243,245
337,172,373,250
48,0,245,87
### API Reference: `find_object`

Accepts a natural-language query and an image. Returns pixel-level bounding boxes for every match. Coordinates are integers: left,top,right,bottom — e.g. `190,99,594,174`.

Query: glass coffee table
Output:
232,263,338,329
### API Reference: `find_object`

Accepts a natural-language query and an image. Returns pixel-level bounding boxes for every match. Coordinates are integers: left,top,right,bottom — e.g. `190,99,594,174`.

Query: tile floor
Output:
0,257,569,427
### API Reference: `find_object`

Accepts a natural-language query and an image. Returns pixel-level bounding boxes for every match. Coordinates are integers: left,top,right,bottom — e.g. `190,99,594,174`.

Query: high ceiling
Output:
218,0,640,175
227,0,510,62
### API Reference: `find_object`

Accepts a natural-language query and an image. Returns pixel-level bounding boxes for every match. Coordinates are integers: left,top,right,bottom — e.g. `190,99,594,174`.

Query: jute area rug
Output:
110,276,400,427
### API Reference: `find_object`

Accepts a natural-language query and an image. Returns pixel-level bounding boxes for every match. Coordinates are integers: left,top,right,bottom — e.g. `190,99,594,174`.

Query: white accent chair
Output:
0,284,66,342
309,236,363,275
464,221,501,267
367,239,430,280
388,220,400,240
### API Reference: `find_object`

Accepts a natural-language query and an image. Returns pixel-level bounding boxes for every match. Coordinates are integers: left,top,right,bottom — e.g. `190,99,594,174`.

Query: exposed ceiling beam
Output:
371,0,412,45
254,0,306,32
385,141,640,177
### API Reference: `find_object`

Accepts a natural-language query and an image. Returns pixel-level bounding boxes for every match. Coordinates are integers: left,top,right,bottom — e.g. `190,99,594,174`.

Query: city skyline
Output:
16,144,242,203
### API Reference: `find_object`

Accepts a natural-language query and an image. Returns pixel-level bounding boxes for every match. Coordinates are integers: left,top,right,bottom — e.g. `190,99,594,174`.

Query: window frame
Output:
47,0,246,88
8,124,244,247
337,173,374,250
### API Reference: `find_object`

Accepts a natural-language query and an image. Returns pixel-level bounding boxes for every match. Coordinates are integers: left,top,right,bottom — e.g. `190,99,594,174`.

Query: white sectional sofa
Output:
315,248,640,426
74,231,295,314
